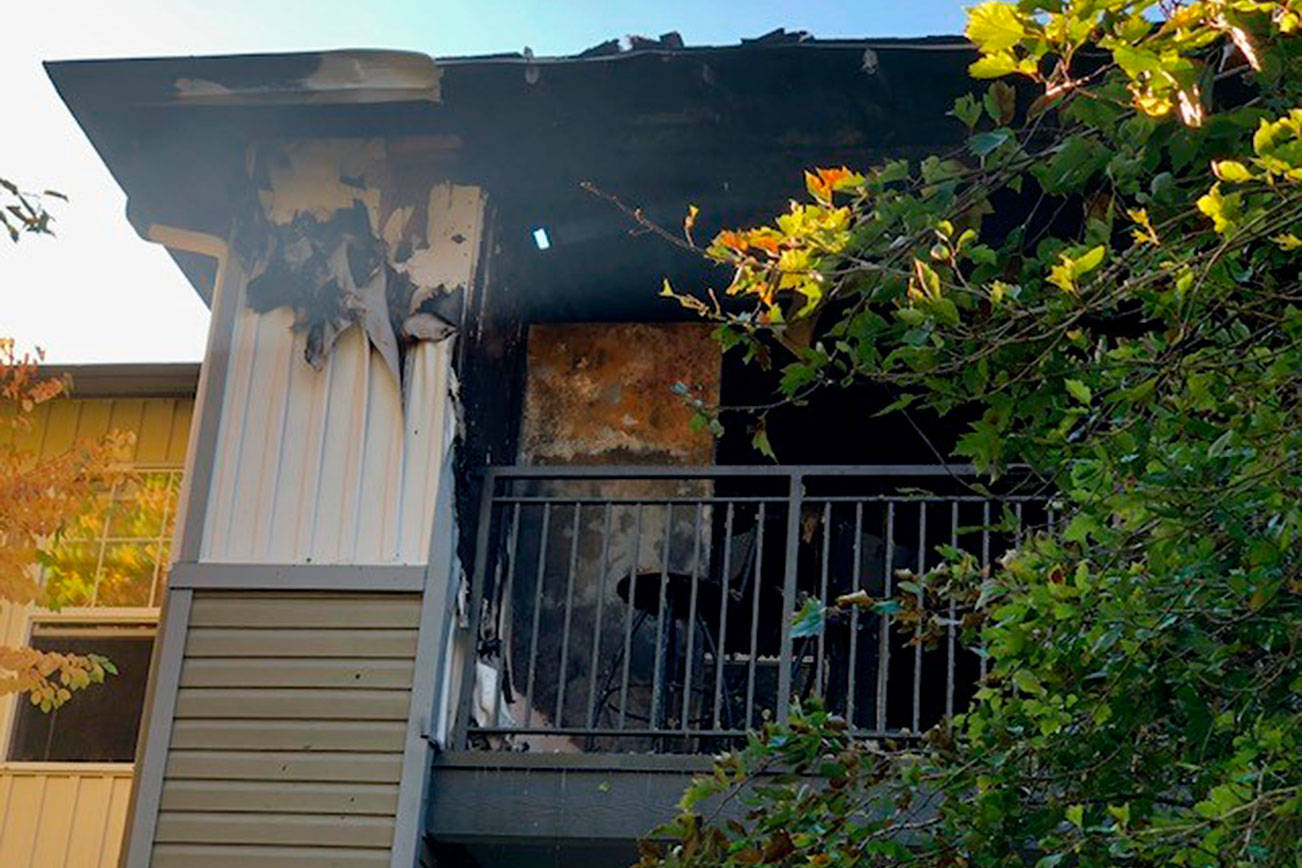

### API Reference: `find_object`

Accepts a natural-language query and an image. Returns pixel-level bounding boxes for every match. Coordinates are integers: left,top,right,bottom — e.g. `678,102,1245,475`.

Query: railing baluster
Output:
682,502,704,735
584,502,614,730
849,502,862,728
776,473,803,724
745,503,765,729
816,501,831,697
876,502,894,732
523,503,551,730
491,502,522,734
555,502,582,727
618,503,643,730
980,501,991,680
913,502,926,734
650,504,674,732
713,502,734,731
946,500,958,725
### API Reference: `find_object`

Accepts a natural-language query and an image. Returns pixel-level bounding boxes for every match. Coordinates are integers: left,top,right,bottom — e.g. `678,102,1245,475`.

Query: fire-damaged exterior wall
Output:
113,135,486,868
489,324,720,750
519,323,719,467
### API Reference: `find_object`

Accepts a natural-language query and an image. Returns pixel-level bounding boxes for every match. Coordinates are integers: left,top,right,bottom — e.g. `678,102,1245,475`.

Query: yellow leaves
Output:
965,3,1042,80
0,645,113,709
1212,160,1254,183
1127,207,1160,246
1271,233,1302,251
0,342,131,706
707,198,852,318
1197,183,1241,234
1047,246,1106,294
966,2,1029,53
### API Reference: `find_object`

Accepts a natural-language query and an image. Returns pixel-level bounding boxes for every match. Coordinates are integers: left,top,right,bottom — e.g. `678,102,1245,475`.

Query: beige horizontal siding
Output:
188,596,420,629
0,766,134,868
153,591,421,865
184,627,418,658
155,811,394,847
169,720,405,752
175,688,411,720
179,657,415,689
165,750,402,783
159,780,398,815
151,843,389,868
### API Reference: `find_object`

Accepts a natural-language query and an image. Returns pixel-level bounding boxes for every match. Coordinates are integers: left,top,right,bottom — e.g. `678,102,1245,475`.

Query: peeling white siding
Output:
201,316,455,565
201,176,481,566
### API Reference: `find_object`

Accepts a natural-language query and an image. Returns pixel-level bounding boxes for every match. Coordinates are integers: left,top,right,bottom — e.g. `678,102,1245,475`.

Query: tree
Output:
1,179,126,710
645,2,1302,864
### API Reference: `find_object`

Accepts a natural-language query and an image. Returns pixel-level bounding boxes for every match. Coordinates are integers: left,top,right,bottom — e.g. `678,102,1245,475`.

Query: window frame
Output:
1,610,161,772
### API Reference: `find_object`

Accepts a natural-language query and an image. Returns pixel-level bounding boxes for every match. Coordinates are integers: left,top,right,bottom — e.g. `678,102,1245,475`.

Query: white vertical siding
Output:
201,319,456,566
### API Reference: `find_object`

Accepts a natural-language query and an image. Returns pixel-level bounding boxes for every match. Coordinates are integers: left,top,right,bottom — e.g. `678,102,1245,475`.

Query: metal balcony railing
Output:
451,465,1050,754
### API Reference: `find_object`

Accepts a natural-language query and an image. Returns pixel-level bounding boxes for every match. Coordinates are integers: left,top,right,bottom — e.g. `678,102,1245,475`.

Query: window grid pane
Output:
42,468,183,608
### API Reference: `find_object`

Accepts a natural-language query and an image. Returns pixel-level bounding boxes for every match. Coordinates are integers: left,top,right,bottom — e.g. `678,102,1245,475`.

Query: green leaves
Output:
790,598,825,638
1064,378,1092,405
968,128,1013,158
644,4,1302,866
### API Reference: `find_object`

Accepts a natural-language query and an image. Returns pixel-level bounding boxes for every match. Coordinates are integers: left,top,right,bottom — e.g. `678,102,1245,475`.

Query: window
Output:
4,465,182,764
41,468,183,608
8,619,155,762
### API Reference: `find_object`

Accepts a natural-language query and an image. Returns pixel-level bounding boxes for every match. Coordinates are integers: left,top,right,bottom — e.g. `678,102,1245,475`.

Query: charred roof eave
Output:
45,37,978,308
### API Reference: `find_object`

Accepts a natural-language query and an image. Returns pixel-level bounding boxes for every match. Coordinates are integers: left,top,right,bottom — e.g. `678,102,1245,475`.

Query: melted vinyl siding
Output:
151,591,419,867
201,313,455,565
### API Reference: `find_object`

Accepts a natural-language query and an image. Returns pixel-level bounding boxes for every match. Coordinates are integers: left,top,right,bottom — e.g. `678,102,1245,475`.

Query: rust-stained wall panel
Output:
519,322,720,466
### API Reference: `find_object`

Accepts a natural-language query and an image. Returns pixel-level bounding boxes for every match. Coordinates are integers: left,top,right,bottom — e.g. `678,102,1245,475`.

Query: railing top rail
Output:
484,463,988,480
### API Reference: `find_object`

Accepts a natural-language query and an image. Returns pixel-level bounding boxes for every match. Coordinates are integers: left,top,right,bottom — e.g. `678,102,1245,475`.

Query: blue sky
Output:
1,1,967,362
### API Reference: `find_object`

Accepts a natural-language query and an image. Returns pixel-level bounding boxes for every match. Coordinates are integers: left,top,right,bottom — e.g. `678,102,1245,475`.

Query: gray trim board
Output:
175,253,244,563
391,436,461,868
117,587,192,868
426,764,701,844
434,751,713,773
169,562,427,592
46,363,201,398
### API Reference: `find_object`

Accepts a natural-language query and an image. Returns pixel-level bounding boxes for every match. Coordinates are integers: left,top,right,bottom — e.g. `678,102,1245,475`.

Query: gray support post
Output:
775,472,804,724
390,441,462,868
